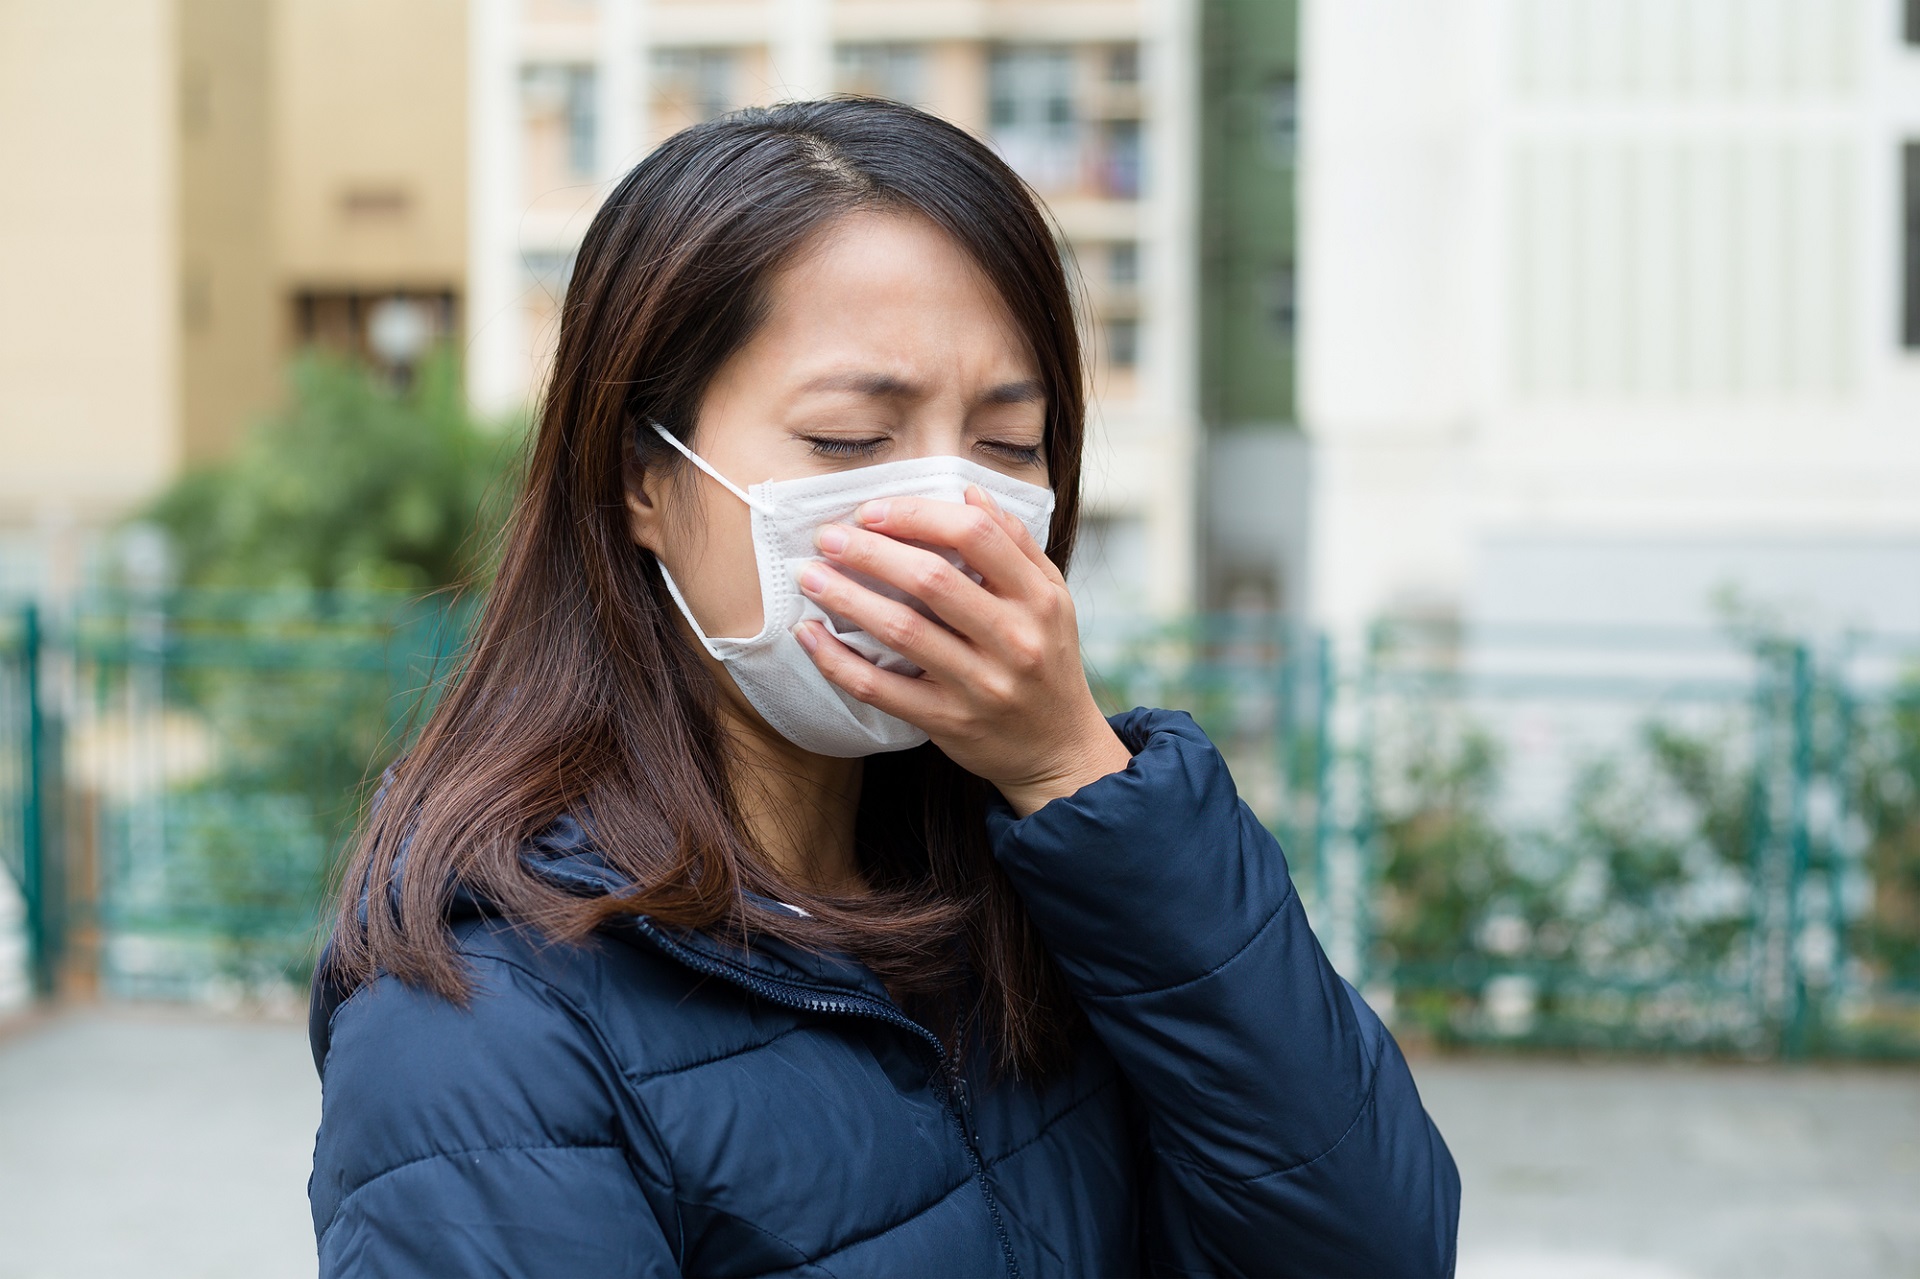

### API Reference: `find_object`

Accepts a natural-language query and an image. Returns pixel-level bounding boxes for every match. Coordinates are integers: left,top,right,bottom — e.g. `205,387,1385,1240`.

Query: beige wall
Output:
0,0,471,537
0,0,179,526
179,0,277,465
273,0,467,291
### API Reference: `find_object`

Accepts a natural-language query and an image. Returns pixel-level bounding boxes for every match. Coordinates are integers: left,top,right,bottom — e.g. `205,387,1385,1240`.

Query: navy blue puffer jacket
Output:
309,708,1460,1276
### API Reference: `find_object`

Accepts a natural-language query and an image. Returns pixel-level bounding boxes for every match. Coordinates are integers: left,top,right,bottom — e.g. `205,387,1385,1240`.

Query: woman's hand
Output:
792,486,1132,817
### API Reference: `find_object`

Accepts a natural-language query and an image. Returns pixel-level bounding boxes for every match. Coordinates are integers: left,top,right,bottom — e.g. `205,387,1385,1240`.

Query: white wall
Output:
1301,0,1920,639
1298,0,1490,631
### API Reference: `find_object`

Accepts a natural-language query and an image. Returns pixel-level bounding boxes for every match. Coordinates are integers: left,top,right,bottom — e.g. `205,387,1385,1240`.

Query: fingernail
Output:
857,500,889,524
815,523,848,554
967,484,1000,510
792,621,819,653
798,563,828,594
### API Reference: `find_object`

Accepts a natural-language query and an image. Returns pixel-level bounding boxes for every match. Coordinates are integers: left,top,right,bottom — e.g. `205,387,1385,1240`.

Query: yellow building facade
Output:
2,0,1197,614
0,0,466,580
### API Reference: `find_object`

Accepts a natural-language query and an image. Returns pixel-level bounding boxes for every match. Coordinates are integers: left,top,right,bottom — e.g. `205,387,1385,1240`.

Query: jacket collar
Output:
310,811,902,1075
522,813,896,1004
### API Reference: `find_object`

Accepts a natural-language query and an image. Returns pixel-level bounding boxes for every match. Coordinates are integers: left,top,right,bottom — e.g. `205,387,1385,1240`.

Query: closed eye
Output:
977,439,1045,467
804,435,888,459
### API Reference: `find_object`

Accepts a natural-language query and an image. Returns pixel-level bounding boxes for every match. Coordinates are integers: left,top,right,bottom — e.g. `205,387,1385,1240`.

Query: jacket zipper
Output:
630,920,1022,1279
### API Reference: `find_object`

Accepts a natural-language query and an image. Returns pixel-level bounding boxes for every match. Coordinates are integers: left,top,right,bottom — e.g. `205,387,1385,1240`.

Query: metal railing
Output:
4,593,1917,1058
0,606,52,1005
1089,615,1920,1059
8,591,471,1003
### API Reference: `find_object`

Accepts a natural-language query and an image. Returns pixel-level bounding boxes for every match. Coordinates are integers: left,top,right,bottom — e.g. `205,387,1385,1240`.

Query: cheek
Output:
659,486,763,639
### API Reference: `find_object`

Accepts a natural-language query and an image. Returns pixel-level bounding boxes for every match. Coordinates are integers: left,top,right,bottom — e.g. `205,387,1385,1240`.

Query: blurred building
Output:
1197,0,1303,615
1302,0,1920,639
469,0,1205,619
4,0,1303,622
0,0,466,589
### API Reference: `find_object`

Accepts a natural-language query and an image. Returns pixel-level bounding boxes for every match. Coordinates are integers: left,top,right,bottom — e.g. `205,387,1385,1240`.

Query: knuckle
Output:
910,558,953,599
1007,632,1046,673
959,508,997,548
878,608,921,651
981,672,1017,705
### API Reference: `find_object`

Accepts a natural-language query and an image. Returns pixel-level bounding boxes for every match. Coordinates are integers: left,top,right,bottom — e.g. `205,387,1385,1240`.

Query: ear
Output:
623,439,670,556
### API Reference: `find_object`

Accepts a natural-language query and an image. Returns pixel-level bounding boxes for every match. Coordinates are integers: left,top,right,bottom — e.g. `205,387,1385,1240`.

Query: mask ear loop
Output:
648,420,772,513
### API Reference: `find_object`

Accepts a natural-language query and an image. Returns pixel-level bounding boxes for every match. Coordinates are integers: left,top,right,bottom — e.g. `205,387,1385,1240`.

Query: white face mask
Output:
648,421,1058,758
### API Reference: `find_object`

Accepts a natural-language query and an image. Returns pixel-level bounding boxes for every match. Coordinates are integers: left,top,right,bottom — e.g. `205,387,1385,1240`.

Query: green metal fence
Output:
55,590,471,1001
1090,616,1920,1059
4,592,1917,1058
1,605,53,1002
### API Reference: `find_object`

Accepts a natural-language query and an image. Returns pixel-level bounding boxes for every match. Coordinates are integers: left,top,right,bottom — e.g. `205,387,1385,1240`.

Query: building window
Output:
1263,265,1297,342
653,48,736,125
1109,241,1139,288
1261,74,1298,167
293,290,458,369
989,46,1080,191
835,44,926,106
523,64,598,177
1099,119,1143,198
339,185,412,219
565,68,597,174
1106,44,1140,84
1106,317,1140,369
1905,143,1920,348
183,263,213,332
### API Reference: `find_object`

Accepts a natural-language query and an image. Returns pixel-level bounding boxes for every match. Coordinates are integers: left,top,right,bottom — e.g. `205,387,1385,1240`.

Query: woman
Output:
309,99,1460,1277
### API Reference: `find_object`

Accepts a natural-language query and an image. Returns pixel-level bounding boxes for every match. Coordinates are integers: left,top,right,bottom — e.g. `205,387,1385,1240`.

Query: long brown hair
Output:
325,99,1090,1077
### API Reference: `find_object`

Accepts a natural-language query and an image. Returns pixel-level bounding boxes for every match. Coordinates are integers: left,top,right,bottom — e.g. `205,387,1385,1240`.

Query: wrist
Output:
995,715,1134,818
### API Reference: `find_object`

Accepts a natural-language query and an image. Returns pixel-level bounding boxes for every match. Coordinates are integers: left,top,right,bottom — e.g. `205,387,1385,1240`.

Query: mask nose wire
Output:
647,420,774,514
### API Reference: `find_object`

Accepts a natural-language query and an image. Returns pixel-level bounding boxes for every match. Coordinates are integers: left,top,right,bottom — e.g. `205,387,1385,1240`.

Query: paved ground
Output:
0,1009,318,1279
0,1008,1915,1279
1418,1056,1920,1279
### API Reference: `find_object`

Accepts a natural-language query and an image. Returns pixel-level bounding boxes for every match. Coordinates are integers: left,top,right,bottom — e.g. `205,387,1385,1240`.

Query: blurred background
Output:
1,1,1918,1277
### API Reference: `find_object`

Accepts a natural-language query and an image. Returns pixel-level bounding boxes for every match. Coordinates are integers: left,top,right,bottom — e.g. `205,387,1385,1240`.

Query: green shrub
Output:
110,352,511,994
147,350,520,593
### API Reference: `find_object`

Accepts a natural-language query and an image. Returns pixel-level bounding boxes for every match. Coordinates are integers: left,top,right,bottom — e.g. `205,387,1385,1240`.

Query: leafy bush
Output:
147,351,519,592
1374,710,1764,1049
1853,680,1920,988
105,352,511,995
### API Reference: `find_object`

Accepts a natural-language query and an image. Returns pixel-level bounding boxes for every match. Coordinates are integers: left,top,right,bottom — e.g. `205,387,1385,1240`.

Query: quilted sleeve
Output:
986,708,1461,1278
311,951,681,1277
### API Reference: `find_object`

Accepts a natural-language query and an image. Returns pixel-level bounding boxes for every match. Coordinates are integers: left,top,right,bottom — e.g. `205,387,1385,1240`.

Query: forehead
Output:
746,210,1038,379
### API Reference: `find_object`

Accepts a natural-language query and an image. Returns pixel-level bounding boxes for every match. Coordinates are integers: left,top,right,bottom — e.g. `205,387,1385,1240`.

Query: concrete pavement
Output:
0,1010,317,1279
0,1008,1916,1278
1419,1056,1920,1279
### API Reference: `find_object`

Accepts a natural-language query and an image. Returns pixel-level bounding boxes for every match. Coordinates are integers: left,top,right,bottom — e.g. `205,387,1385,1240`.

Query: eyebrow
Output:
980,379,1045,406
798,371,1045,406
